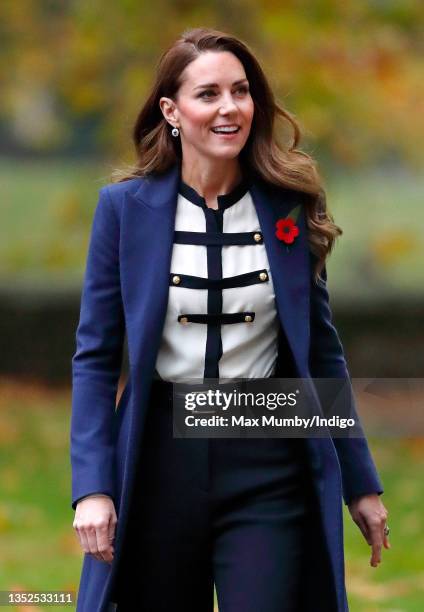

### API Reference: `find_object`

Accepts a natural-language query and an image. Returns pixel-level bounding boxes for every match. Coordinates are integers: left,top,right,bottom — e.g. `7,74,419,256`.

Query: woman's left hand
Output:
347,493,391,567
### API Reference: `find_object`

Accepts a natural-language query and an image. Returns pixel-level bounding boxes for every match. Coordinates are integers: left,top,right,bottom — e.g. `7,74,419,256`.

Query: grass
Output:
343,436,424,610
0,380,80,610
0,158,113,286
0,379,423,610
324,166,424,303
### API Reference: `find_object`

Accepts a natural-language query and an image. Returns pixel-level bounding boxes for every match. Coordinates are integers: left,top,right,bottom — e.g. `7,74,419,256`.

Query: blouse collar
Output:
179,174,250,211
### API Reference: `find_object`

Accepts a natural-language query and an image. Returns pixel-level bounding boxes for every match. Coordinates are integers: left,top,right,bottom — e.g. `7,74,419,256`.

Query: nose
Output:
218,92,239,114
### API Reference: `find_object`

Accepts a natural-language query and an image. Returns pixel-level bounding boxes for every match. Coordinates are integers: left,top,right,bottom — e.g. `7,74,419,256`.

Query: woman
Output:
71,27,390,612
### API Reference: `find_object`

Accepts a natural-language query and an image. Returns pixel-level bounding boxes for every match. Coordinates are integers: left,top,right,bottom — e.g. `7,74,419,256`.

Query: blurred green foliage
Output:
1,159,422,301
0,0,423,167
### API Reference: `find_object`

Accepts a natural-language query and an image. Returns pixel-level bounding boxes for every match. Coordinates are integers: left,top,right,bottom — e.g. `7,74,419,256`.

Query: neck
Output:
180,158,244,201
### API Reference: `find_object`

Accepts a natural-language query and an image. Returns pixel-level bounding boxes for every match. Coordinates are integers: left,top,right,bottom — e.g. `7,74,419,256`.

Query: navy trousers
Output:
113,380,336,611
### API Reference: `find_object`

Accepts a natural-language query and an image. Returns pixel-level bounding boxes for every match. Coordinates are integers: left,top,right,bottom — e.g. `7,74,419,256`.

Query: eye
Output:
198,85,250,99
199,89,215,99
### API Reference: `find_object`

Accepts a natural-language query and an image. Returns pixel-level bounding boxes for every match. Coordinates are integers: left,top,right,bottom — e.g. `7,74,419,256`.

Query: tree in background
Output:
0,0,423,168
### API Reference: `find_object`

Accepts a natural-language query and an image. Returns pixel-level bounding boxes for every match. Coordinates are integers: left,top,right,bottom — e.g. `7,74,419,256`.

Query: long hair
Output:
112,27,342,284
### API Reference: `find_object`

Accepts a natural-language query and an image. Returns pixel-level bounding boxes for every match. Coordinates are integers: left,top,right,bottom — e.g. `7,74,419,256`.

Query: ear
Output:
159,96,179,125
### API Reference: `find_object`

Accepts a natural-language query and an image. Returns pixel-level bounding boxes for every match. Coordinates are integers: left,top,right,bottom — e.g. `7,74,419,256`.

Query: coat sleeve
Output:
70,186,125,511
309,254,384,506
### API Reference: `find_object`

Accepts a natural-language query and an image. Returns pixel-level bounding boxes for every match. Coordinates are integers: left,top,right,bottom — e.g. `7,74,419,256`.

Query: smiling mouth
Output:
210,127,241,135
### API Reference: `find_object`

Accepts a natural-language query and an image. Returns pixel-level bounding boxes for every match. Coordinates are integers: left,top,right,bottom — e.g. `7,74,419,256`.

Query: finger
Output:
105,513,116,563
77,527,91,555
379,514,389,554
79,527,102,562
106,515,117,564
371,544,382,567
355,516,372,545
85,525,103,562
108,512,117,544
95,522,113,563
369,524,383,567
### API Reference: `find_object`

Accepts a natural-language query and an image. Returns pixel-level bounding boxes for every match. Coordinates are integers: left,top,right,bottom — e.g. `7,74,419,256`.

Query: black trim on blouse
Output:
174,230,263,245
170,269,269,290
164,170,262,380
179,175,250,210
178,312,256,325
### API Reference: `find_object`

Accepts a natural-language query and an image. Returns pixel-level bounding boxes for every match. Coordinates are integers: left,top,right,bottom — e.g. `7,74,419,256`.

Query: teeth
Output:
212,126,239,133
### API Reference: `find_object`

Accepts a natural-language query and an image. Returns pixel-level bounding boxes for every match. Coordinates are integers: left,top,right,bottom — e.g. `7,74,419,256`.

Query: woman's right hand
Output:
73,496,117,564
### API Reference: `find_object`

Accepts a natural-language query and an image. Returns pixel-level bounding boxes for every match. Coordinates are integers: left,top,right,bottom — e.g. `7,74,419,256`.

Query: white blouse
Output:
154,176,280,383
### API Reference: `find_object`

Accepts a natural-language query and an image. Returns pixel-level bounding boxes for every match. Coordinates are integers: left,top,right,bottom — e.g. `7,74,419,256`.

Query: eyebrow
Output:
193,78,249,90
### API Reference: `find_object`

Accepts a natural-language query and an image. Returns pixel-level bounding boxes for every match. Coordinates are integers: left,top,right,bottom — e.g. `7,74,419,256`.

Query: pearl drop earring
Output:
171,127,180,137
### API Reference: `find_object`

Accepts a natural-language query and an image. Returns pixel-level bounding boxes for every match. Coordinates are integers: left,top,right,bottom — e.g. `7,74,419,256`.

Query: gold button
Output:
179,316,188,324
244,315,253,322
253,233,262,242
259,272,268,281
172,275,181,285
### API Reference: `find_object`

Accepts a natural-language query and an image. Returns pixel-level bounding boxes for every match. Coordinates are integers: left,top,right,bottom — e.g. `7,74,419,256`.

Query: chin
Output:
206,148,244,160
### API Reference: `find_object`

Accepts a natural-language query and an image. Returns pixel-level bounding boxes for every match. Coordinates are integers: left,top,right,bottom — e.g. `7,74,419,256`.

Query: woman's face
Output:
160,51,254,162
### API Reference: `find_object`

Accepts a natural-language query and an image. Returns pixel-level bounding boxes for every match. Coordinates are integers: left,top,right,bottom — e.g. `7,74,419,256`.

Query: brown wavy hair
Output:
112,27,342,284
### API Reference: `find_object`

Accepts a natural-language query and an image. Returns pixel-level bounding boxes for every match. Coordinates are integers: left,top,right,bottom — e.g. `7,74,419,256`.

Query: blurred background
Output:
0,1,423,610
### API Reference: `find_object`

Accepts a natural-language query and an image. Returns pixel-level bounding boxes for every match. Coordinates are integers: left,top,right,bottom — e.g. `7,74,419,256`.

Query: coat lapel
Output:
120,162,310,377
120,164,181,372
248,180,311,374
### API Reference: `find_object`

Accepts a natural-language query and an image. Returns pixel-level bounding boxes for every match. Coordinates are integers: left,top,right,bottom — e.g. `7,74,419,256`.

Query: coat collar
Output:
124,161,311,374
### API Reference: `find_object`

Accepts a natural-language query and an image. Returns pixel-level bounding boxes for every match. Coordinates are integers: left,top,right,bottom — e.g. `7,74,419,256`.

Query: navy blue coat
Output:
70,161,384,611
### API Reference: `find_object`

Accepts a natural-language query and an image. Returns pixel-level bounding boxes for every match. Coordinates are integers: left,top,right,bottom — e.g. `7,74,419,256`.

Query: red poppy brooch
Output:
275,206,301,252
